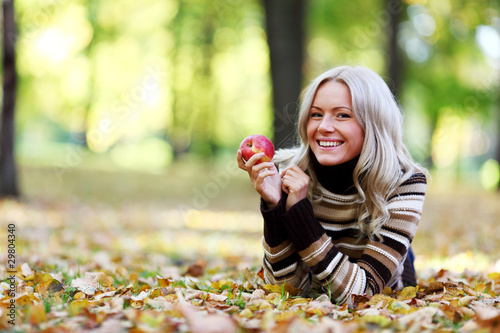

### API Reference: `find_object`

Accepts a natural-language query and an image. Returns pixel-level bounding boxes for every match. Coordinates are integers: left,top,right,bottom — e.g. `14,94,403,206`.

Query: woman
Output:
237,66,427,304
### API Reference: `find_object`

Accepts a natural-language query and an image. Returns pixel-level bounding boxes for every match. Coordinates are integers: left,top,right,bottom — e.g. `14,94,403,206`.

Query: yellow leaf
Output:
474,283,487,294
398,286,418,301
389,300,411,314
210,280,234,291
263,283,301,296
487,272,500,281
263,284,282,294
73,292,86,300
16,294,36,306
367,294,395,306
289,298,310,306
69,299,93,315
361,315,391,328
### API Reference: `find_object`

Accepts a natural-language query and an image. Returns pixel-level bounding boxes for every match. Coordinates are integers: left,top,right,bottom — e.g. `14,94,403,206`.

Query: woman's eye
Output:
337,113,351,118
311,112,323,118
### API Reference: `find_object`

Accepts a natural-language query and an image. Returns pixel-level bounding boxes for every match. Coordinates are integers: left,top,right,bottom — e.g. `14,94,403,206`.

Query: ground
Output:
1,161,500,332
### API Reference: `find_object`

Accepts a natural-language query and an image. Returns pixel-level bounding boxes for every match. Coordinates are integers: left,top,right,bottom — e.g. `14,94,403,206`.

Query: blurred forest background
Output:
1,0,500,271
2,0,500,189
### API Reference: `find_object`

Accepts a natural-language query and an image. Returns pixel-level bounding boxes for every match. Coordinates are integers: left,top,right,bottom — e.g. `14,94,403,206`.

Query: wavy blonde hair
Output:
274,65,426,240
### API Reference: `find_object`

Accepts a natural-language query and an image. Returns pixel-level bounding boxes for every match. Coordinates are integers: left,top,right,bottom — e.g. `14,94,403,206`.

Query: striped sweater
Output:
261,172,427,304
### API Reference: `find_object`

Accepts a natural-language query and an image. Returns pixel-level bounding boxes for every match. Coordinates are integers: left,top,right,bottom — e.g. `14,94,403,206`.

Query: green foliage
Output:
11,0,500,182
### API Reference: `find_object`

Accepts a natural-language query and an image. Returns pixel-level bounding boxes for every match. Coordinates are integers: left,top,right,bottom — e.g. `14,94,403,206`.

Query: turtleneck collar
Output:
311,153,359,195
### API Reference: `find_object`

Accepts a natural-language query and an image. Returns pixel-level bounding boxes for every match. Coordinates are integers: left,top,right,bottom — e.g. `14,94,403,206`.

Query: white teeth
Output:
319,141,343,147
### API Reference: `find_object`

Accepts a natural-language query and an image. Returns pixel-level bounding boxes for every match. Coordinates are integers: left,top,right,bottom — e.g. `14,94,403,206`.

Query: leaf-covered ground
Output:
1,165,500,332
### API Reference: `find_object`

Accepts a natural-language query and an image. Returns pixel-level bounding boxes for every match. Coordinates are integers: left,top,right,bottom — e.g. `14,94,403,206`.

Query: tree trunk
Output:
386,0,404,99
0,0,19,198
262,0,305,149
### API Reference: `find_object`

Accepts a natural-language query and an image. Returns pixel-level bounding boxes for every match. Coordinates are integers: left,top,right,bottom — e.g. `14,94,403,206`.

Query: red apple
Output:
239,135,275,164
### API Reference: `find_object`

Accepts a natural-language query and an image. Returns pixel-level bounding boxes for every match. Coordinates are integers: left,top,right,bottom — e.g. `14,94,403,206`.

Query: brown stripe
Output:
298,234,333,266
389,213,419,224
262,240,296,264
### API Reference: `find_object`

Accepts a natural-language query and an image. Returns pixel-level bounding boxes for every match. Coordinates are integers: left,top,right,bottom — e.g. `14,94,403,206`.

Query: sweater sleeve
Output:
260,194,311,291
281,173,427,304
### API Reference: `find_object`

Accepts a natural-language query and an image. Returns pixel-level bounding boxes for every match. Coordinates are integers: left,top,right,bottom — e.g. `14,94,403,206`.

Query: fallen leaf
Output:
424,281,445,295
263,283,301,296
367,294,395,306
156,275,171,288
21,263,34,280
442,285,464,301
473,305,500,333
185,259,206,278
34,272,63,298
398,286,418,301
70,272,113,295
28,303,47,326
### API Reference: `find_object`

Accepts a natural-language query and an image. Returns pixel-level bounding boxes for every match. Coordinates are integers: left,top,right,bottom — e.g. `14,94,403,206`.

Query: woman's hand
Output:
237,150,282,209
281,165,310,211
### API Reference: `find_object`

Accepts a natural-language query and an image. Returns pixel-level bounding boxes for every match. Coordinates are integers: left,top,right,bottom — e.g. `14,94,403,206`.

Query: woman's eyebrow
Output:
311,105,352,111
332,106,352,111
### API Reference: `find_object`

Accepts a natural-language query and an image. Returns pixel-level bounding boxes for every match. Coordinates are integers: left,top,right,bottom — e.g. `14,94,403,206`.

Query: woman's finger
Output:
237,150,247,170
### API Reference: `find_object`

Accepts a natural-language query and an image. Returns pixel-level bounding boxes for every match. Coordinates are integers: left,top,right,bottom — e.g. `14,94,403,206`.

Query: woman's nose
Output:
318,116,336,133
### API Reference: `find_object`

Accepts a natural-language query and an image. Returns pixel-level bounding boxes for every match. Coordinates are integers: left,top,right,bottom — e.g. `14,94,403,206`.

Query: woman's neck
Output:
311,154,359,195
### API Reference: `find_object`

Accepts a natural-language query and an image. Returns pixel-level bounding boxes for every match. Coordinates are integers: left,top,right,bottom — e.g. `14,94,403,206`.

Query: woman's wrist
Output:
264,198,280,210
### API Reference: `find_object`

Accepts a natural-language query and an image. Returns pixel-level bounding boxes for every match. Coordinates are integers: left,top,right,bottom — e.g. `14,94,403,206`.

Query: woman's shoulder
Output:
389,170,428,200
401,171,428,186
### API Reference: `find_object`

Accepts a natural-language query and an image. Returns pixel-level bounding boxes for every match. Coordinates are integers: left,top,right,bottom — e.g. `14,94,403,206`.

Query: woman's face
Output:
306,80,365,166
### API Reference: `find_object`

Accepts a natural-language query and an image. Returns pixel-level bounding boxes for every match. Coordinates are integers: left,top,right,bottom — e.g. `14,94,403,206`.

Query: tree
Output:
0,0,19,198
262,0,305,149
386,0,405,99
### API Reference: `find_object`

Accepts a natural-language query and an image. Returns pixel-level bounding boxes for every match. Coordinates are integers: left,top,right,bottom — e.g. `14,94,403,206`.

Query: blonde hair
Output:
275,65,426,240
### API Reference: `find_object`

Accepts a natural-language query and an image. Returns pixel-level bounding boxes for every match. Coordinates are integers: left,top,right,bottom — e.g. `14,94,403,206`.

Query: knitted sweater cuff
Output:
261,194,288,247
282,198,325,252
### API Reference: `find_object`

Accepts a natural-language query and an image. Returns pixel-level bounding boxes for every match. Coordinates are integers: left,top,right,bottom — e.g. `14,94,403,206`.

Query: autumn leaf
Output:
185,259,206,277
367,294,395,306
424,281,445,295
263,283,301,296
34,272,63,298
156,275,172,288
3,189,500,332
20,263,34,281
397,286,418,301
70,272,113,295
28,303,47,326
442,285,464,301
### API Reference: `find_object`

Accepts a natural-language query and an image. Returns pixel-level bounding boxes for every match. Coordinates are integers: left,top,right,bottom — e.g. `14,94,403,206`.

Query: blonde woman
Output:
237,66,427,304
